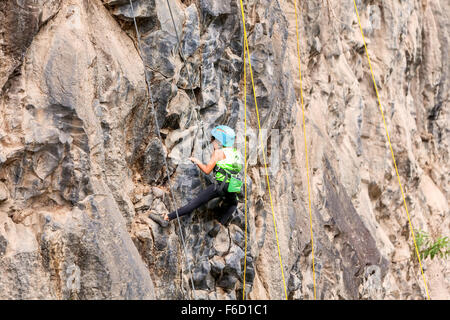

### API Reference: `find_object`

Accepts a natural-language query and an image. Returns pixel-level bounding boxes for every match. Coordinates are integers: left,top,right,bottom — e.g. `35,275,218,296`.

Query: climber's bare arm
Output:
189,150,220,175
163,151,220,222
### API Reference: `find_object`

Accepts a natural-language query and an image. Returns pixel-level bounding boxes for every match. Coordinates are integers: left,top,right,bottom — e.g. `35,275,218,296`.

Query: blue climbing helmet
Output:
211,125,235,147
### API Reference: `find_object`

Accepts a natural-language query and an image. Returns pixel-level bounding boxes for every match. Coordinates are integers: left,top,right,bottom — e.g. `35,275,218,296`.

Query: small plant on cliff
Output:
414,229,450,261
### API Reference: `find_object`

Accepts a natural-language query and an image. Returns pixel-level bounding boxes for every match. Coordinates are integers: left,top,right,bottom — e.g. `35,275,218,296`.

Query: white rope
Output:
128,0,197,300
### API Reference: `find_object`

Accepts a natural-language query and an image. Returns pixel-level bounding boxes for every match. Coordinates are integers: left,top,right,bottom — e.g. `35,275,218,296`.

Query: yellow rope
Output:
352,0,430,300
238,0,288,299
242,38,248,300
294,0,317,300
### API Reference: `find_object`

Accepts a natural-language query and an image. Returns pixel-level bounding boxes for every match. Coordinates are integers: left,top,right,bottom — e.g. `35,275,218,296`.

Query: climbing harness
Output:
128,0,197,300
214,146,244,195
352,0,430,299
294,0,317,300
238,0,288,300
215,167,243,193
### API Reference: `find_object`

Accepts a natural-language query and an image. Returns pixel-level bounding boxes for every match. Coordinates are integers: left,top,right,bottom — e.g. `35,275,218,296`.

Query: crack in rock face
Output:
0,0,448,300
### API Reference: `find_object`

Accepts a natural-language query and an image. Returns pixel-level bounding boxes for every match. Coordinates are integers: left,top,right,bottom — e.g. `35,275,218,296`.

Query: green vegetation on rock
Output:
415,230,450,261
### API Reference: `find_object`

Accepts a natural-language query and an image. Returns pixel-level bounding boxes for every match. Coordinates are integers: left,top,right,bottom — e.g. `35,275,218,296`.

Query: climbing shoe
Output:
148,211,169,228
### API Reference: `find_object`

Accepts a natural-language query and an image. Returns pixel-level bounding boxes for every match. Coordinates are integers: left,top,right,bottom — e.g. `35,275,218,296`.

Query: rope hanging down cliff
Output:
293,0,317,300
164,0,211,164
128,0,197,300
238,0,288,300
352,0,430,299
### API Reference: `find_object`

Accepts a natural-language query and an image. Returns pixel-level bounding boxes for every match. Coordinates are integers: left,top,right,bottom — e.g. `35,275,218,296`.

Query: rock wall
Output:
0,0,154,299
0,0,448,300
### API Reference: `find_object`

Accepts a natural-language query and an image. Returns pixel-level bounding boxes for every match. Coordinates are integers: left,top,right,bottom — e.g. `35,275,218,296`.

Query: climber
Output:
162,125,243,226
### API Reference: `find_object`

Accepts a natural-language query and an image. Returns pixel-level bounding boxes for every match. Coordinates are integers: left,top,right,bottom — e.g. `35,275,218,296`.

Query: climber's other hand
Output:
189,157,200,164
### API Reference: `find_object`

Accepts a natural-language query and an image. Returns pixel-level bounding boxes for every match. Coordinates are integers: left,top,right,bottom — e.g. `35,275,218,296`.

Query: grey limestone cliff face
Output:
0,0,448,300
0,0,154,299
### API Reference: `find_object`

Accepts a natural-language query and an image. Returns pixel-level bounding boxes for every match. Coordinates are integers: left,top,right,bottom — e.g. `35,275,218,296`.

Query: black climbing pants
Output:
168,183,238,225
